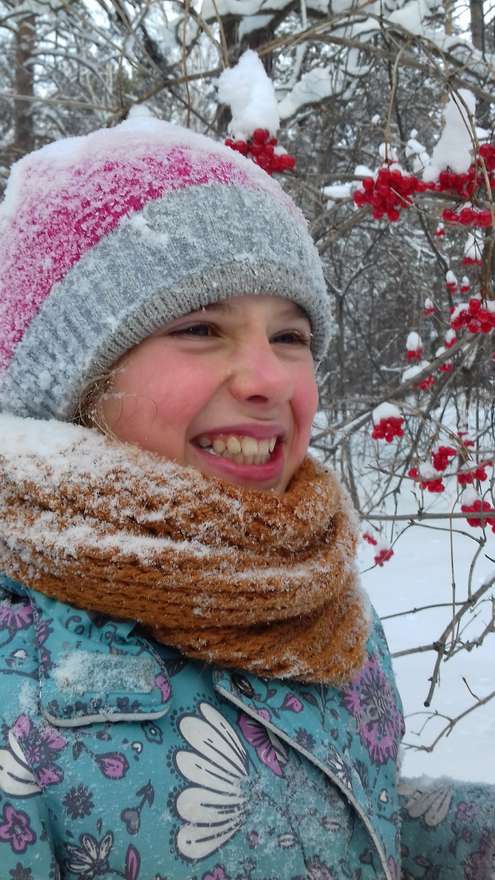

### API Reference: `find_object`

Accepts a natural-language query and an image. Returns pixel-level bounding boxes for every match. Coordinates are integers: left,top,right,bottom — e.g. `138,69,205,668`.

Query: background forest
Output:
0,0,494,778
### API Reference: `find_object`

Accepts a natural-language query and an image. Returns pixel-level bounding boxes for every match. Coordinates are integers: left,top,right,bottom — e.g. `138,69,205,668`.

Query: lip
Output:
191,436,285,486
192,423,286,442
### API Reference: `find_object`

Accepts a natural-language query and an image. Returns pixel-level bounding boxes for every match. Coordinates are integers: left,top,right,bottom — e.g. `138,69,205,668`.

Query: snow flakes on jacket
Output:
0,574,493,880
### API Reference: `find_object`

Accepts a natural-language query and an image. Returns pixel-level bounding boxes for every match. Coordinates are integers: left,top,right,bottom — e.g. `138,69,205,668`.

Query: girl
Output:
0,112,492,880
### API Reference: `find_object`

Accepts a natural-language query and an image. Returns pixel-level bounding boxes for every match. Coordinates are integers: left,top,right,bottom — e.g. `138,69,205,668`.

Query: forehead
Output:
196,298,310,321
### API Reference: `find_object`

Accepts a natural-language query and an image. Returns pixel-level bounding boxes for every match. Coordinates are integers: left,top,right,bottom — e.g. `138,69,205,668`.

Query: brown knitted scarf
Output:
0,415,369,684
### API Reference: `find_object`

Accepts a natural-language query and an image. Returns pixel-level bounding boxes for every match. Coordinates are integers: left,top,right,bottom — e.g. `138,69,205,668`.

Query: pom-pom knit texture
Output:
0,116,329,420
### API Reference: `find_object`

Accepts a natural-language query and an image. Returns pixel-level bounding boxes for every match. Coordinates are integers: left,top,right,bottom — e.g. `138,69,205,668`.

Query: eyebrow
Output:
199,300,310,321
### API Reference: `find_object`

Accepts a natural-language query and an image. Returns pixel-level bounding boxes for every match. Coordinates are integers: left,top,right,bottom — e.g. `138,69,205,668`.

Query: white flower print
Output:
0,727,40,797
326,745,352,791
398,781,453,827
174,702,250,860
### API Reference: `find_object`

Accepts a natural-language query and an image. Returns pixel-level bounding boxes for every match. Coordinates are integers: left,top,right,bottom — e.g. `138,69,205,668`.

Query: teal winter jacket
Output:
0,574,492,880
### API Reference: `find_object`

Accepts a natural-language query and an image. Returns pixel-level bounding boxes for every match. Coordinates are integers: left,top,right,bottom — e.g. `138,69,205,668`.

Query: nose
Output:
227,336,293,406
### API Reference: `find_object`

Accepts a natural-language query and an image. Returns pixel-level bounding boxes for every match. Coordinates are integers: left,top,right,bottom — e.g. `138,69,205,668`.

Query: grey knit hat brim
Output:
1,184,329,420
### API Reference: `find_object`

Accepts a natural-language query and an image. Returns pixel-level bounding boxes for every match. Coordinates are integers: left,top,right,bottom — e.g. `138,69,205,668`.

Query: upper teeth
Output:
197,435,277,456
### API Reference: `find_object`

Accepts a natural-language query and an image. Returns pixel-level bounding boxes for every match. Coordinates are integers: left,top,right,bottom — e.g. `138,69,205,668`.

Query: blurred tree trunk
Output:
470,0,484,53
470,2,490,137
443,0,453,35
14,10,36,156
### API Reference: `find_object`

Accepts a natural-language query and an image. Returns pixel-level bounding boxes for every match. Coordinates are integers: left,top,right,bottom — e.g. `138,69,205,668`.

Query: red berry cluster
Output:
432,445,457,472
433,169,477,200
371,416,405,442
463,254,482,267
442,206,492,228
479,143,495,169
432,144,495,198
457,462,491,486
446,271,458,293
423,299,435,317
451,298,495,334
374,547,394,566
406,348,423,362
428,147,495,238
457,432,475,449
353,144,495,229
225,129,296,175
353,166,428,221
461,498,495,530
411,443,492,494
362,531,378,546
408,467,445,493
417,374,436,391
439,360,454,373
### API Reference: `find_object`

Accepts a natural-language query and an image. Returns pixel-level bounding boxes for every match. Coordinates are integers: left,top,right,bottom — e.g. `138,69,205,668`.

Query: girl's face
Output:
97,294,319,493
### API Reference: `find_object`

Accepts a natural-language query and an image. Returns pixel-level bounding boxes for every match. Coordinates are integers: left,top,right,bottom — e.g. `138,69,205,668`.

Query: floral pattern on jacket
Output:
0,573,493,880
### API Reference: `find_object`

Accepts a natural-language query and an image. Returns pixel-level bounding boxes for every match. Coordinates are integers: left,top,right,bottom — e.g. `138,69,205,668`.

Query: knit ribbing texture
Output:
0,415,369,684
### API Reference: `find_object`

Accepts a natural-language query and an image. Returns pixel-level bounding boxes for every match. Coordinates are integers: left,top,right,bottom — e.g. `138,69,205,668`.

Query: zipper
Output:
214,683,393,880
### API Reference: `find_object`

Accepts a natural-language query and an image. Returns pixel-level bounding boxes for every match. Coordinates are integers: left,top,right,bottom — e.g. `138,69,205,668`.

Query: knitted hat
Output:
0,110,329,421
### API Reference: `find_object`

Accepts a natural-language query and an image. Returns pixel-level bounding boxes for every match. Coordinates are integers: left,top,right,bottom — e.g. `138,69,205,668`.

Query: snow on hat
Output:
0,110,329,421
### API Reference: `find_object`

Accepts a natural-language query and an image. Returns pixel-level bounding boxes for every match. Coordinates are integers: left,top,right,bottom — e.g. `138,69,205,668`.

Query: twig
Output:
422,574,495,707
403,687,495,752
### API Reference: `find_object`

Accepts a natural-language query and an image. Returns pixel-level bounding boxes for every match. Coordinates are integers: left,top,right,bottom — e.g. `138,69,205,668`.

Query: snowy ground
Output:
360,514,495,784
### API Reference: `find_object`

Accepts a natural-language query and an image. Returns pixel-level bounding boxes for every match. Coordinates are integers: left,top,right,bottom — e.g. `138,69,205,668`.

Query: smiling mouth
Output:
193,434,282,466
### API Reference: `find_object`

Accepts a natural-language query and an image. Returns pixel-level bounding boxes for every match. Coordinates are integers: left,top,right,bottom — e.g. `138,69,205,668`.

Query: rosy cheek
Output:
296,372,319,420
152,370,215,421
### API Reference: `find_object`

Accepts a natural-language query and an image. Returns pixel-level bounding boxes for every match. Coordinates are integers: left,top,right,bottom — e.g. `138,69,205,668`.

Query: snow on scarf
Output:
0,414,370,684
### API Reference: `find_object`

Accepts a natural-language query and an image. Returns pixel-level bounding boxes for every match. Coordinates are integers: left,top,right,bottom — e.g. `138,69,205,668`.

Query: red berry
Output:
372,415,404,442
432,446,457,472
461,497,494,527
252,128,269,145
476,210,492,228
417,375,435,391
362,531,378,546
374,547,394,566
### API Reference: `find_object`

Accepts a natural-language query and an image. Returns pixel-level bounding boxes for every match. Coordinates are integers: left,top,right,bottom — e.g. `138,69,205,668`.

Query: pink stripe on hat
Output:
0,147,253,372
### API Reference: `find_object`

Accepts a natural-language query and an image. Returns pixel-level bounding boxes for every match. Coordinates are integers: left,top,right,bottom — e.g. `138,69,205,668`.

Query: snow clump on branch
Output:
423,90,476,181
217,50,280,139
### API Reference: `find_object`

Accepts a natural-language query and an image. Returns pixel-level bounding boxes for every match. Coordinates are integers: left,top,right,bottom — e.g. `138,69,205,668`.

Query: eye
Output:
170,323,216,337
273,330,312,346
169,324,311,345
